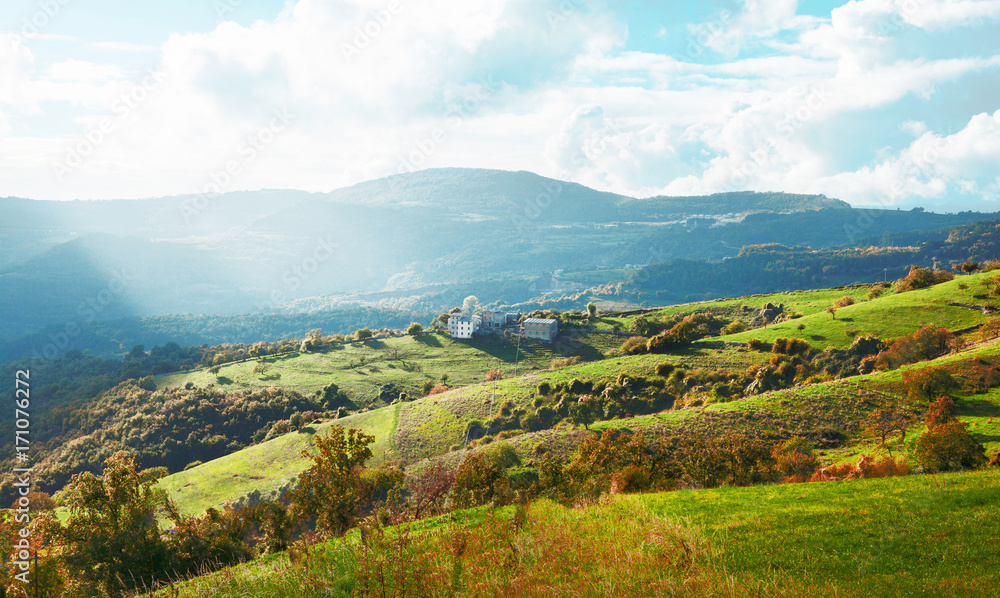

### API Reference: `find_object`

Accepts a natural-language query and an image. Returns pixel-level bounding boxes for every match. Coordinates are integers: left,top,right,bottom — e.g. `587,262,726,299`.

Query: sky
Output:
1,0,998,210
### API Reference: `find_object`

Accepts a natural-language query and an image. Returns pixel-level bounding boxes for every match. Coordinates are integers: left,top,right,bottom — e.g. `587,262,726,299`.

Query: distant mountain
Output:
0,168,993,355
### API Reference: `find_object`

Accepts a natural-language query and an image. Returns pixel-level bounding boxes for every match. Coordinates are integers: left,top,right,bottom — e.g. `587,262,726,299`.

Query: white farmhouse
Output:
447,312,481,339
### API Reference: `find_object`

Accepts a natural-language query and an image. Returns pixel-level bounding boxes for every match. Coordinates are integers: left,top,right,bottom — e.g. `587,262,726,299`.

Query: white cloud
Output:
814,110,1000,205
0,0,997,210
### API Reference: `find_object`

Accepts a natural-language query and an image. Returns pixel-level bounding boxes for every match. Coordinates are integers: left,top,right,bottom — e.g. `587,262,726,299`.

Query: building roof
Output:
523,318,558,325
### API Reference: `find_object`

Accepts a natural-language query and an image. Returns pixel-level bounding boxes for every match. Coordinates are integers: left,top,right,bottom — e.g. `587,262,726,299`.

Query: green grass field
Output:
719,273,994,349
149,469,1000,597
156,333,594,401
589,284,880,332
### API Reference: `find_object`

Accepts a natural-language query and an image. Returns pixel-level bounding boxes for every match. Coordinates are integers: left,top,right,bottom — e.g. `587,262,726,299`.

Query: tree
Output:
289,426,374,536
452,451,508,508
58,451,172,596
827,307,837,320
914,422,987,472
955,261,981,274
407,463,457,519
354,327,373,340
406,322,424,336
925,396,959,429
586,302,598,318
569,397,597,430
462,295,479,314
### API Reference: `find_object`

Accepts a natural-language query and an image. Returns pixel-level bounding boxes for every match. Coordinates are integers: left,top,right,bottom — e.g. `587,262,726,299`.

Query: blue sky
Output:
1,0,998,210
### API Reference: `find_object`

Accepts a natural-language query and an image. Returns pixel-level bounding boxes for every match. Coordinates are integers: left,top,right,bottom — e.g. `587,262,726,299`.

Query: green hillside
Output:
159,344,765,515
155,273,1000,516
720,272,995,348
151,469,1000,597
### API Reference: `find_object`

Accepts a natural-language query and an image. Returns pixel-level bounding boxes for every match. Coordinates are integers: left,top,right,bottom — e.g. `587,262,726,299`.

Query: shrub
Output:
486,368,503,382
183,460,203,471
354,328,374,340
901,367,959,401
834,296,856,308
925,396,959,429
914,422,987,471
896,265,954,293
876,325,953,370
747,339,764,352
452,451,509,507
772,437,818,483
427,384,450,396
610,465,651,494
619,336,650,355
537,382,552,396
551,356,581,369
721,321,748,335
654,362,675,377
405,322,424,335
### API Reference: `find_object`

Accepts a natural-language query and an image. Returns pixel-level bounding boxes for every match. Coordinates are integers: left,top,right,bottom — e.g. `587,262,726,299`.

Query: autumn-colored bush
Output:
551,356,581,369
901,367,959,401
610,465,651,494
834,296,857,308
808,455,909,482
427,384,451,396
925,396,959,428
914,422,987,472
875,325,953,370
619,336,650,355
895,265,954,293
772,437,818,483
771,337,811,356
747,338,765,351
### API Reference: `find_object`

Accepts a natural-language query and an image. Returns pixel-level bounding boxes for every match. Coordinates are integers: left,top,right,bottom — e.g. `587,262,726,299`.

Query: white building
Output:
447,312,481,339
523,318,558,342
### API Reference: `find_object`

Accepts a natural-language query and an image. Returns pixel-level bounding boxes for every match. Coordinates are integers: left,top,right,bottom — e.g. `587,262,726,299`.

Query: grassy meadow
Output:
147,469,1000,597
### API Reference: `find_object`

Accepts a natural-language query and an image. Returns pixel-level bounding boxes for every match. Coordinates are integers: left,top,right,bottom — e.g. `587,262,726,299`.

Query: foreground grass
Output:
149,469,1000,598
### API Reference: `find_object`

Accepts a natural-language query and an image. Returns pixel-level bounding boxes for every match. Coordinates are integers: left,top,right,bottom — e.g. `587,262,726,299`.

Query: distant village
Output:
446,310,559,342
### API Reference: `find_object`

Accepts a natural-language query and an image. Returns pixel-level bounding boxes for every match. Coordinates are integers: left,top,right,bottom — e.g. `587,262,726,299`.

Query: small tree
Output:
288,426,374,536
59,452,172,596
569,397,597,430
827,307,837,320
452,451,507,508
354,327,373,340
586,302,598,318
925,396,959,429
914,422,987,472
406,322,424,336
